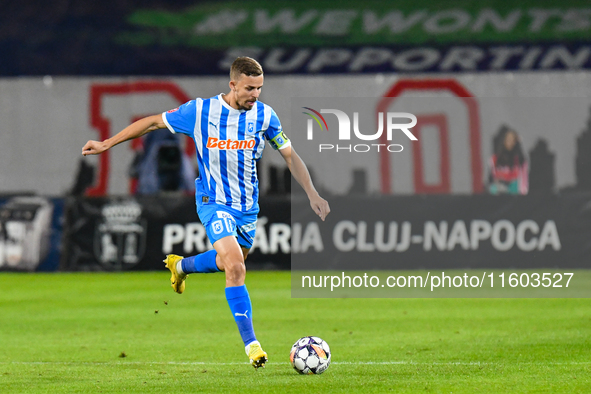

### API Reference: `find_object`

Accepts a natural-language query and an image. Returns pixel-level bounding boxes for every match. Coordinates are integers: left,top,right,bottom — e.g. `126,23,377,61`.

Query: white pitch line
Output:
1,361,590,366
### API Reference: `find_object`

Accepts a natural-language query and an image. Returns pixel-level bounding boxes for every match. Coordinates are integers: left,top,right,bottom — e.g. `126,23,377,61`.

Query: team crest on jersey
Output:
212,220,223,234
247,121,255,134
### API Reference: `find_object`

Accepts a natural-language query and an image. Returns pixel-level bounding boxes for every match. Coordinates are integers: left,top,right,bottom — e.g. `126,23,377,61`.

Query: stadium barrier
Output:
291,193,591,270
0,196,63,272
2,193,589,272
60,195,290,271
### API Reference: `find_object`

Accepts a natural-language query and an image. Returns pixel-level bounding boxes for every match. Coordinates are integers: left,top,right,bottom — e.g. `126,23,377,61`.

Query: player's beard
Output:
238,98,257,111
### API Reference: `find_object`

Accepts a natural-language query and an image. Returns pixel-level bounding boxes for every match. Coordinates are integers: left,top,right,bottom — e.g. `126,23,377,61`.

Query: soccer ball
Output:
289,336,331,375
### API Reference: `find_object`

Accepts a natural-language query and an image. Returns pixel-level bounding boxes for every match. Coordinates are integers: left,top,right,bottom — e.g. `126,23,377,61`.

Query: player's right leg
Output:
163,254,187,294
165,203,266,368
163,203,226,294
164,250,221,294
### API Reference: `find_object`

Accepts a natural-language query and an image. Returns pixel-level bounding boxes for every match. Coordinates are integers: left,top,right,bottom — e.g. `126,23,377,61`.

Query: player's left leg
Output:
223,211,267,368
214,235,267,369
235,246,267,368
166,204,266,368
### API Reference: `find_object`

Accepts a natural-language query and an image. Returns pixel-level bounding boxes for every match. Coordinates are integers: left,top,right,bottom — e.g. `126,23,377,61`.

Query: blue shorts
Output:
197,202,259,249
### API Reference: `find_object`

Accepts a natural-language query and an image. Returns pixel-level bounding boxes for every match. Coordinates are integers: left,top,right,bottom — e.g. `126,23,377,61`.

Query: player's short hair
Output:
230,57,263,81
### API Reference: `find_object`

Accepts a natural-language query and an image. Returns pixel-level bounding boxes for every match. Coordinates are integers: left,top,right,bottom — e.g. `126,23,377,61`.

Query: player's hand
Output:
309,194,330,221
82,140,108,156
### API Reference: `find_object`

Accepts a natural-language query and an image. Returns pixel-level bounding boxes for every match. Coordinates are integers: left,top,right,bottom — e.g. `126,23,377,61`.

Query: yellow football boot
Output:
246,341,268,369
163,254,187,294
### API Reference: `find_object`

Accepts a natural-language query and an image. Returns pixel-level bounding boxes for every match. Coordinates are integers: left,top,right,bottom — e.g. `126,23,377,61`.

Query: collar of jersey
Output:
218,93,248,113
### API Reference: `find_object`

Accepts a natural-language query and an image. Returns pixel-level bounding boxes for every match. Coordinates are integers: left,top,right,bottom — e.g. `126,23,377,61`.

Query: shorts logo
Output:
216,211,232,219
212,220,223,234
216,211,234,220
240,222,257,233
247,121,255,133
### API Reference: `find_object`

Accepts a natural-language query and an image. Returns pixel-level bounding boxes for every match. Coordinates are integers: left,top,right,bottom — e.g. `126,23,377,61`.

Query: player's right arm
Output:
81,114,166,156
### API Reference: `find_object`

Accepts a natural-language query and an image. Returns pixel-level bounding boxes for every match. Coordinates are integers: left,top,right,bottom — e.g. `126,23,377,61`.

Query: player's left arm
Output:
265,108,329,220
279,145,330,221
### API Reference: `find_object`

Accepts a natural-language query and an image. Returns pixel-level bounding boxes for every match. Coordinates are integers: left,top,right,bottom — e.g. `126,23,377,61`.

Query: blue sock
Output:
181,250,220,273
225,285,256,346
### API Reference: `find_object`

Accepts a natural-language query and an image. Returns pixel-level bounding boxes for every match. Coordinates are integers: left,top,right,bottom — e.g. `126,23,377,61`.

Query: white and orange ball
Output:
289,336,331,375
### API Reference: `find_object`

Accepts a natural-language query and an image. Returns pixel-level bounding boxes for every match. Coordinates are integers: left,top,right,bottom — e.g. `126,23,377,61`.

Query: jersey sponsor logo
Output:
167,107,179,113
206,137,256,150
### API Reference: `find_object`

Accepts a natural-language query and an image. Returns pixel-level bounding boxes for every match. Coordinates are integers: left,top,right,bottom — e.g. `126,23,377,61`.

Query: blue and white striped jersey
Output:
162,94,290,212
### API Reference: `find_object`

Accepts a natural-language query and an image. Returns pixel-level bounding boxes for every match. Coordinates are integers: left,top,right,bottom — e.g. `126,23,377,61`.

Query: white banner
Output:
0,73,589,195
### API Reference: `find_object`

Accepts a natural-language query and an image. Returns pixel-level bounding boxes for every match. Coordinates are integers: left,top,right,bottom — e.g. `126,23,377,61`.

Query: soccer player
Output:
82,57,330,369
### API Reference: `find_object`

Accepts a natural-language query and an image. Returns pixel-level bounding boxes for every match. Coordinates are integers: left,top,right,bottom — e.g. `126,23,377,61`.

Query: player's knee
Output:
226,259,245,276
219,251,245,280
224,259,246,284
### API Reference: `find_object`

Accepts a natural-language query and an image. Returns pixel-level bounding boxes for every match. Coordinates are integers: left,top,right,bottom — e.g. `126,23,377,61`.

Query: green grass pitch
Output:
0,271,589,393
